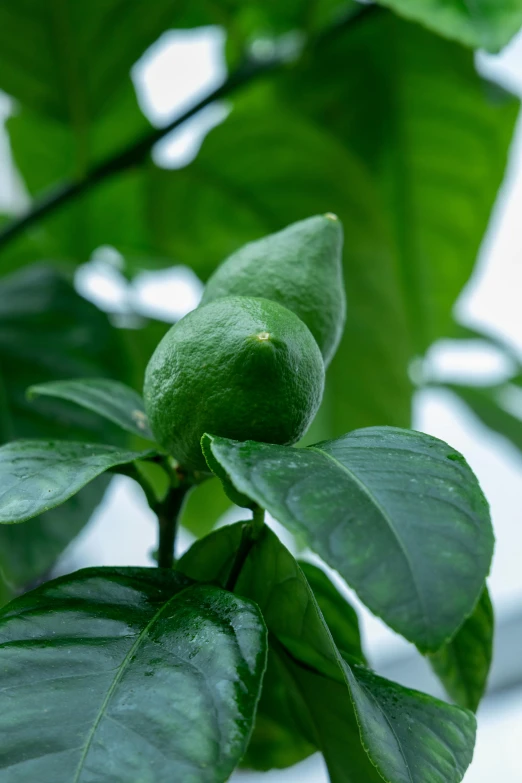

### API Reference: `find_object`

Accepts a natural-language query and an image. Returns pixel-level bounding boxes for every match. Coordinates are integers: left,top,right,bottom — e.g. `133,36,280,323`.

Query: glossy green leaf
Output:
429,587,494,712
28,378,155,441
0,567,267,782
299,561,366,663
240,644,316,772
203,427,494,651
179,523,476,781
178,520,247,587
375,0,522,52
343,660,476,783
179,523,380,779
0,440,156,524
449,383,522,453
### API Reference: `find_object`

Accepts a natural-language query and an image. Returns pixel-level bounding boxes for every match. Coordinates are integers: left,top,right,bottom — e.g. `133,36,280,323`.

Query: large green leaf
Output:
343,660,476,783
179,523,476,782
179,523,381,780
428,586,494,712
449,382,522,453
203,427,494,651
375,0,522,52
28,378,155,441
299,561,366,663
0,440,155,524
0,567,267,782
0,1,177,121
284,11,519,354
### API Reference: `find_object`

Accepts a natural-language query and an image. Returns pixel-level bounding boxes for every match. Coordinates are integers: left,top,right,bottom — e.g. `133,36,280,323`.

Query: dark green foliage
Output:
0,1,515,779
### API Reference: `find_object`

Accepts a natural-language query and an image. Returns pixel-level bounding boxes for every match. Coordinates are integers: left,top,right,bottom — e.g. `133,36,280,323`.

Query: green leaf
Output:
449,383,522,453
203,427,494,651
0,263,133,597
178,522,476,781
178,520,247,587
0,264,131,444
283,11,519,355
343,660,476,783
0,440,156,524
0,567,267,782
374,0,522,52
180,476,235,539
240,644,316,771
179,523,380,779
299,561,366,663
28,378,155,441
0,475,109,599
428,587,494,712
0,3,178,121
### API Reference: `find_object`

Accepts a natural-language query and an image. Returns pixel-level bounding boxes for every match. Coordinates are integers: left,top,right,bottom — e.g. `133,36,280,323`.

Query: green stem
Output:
252,505,265,537
0,3,378,252
157,485,189,569
225,506,266,591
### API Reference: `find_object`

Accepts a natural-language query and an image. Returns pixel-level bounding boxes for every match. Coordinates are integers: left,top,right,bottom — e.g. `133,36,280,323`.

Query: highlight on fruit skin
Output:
143,295,325,471
201,214,346,368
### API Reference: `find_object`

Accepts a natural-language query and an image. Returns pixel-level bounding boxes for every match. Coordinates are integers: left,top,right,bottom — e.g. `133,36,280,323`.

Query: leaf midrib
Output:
71,584,193,783
308,444,430,644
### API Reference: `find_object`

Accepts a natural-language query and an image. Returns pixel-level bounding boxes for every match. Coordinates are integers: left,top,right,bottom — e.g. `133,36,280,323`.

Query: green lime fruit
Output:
144,296,325,470
201,214,345,367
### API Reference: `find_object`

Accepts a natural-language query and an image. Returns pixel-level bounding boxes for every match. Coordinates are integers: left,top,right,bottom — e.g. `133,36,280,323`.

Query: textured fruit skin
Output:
201,214,345,367
144,296,325,470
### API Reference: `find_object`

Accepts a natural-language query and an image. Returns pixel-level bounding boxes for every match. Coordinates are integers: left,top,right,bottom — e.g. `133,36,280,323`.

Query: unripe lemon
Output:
143,296,325,470
201,214,345,367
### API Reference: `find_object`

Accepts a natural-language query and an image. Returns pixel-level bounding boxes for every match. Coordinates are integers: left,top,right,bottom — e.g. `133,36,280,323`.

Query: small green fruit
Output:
201,214,345,367
144,296,325,470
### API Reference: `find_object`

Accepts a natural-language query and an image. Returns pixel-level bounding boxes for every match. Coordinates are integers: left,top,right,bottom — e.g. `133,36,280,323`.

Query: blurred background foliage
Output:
0,0,522,603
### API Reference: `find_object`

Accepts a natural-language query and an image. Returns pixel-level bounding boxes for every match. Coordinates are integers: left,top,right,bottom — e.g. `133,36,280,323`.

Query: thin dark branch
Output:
157,484,190,569
0,3,378,252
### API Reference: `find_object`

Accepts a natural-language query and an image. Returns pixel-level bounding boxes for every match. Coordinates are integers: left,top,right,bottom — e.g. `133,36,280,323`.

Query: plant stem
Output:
225,506,266,591
0,3,379,252
157,485,189,569
251,505,265,536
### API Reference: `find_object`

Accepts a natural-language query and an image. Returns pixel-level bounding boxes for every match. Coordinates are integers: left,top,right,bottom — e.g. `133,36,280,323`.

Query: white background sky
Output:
1,20,521,783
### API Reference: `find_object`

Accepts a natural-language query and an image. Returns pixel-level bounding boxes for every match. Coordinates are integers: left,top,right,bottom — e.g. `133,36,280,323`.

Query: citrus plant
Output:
0,215,494,782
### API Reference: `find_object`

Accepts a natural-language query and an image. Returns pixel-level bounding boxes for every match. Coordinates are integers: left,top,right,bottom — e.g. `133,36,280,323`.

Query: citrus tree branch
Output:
0,3,378,252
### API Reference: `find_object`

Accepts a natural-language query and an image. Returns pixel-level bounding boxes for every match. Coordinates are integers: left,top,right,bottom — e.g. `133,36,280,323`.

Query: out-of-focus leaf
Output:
429,586,494,712
284,11,519,354
28,378,155,441
0,440,156,524
375,0,522,52
0,2,178,121
0,264,131,443
203,428,494,651
449,382,522,452
0,567,267,782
